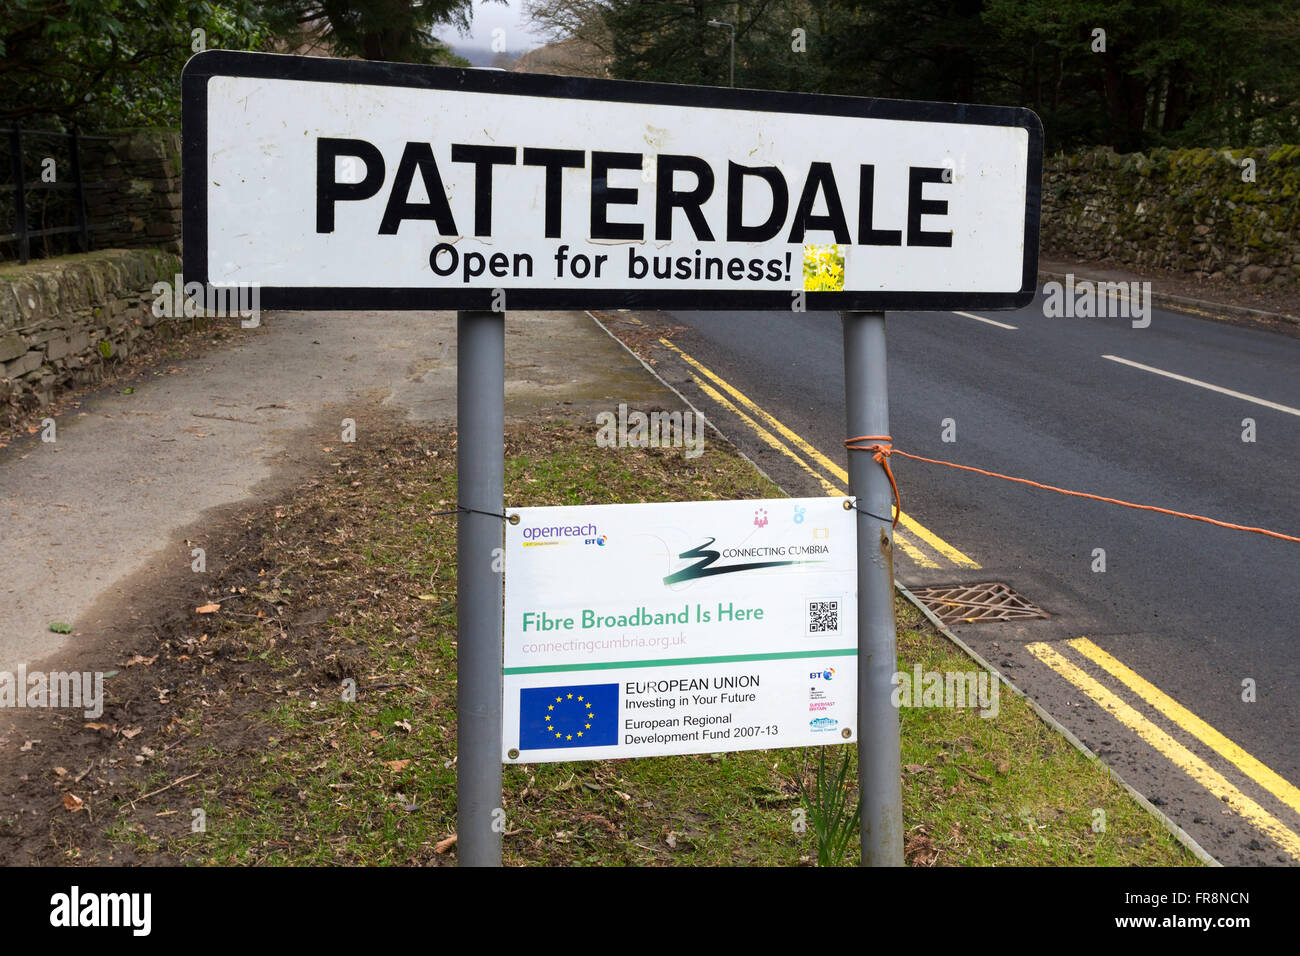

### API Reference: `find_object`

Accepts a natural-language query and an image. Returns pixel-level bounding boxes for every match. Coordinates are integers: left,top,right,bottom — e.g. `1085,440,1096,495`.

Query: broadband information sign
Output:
183,50,1042,312
502,498,857,762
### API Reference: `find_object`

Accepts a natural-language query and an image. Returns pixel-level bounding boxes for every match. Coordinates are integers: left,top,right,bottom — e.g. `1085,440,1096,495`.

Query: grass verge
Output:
48,421,1196,865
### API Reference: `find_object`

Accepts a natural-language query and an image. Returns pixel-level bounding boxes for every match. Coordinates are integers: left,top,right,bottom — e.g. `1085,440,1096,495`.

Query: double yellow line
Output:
643,324,1300,860
656,336,980,571
1028,637,1300,860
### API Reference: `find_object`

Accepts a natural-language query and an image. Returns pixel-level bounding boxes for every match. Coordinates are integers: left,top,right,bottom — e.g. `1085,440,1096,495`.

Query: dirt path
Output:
0,308,670,675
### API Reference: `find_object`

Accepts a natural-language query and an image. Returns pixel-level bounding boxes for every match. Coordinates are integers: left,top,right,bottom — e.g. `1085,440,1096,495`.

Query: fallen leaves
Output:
195,603,221,614
384,759,411,772
906,825,940,866
61,792,85,812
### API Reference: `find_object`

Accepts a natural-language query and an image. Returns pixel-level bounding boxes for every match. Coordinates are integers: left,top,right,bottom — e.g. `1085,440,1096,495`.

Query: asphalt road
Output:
620,292,1300,865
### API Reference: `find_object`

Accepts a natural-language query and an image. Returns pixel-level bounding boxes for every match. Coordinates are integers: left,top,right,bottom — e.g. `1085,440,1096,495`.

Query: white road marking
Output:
1102,354,1300,418
953,311,1018,330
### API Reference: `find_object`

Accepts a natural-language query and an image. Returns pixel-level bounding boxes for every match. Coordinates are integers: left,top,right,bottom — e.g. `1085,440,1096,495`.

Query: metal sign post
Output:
182,50,1041,869
842,311,904,866
456,309,505,866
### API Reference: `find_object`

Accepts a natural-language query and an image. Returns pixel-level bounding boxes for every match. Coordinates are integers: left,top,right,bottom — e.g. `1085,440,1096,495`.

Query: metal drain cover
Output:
911,582,1048,625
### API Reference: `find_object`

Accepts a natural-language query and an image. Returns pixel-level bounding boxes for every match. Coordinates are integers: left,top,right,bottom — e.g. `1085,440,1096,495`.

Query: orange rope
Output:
843,435,901,527
844,435,1300,544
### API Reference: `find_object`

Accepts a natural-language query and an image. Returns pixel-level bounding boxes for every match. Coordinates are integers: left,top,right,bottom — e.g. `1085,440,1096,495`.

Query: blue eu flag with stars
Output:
519,683,619,750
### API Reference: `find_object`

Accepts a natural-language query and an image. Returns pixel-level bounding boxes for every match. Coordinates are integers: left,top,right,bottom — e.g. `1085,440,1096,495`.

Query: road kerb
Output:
591,308,1220,866
1039,267,1300,328
899,589,1220,866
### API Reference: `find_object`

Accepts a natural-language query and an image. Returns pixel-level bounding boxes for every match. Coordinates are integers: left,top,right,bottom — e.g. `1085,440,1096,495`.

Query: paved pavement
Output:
0,309,673,673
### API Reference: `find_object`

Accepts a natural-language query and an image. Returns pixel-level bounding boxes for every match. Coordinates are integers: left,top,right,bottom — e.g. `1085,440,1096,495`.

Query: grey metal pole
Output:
729,28,735,88
457,309,505,867
707,19,736,87
842,310,905,867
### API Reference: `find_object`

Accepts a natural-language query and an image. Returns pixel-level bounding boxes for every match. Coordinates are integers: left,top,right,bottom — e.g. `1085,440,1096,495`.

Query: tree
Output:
602,0,788,88
261,0,493,64
984,0,1300,151
525,0,617,64
552,0,1300,151
0,0,271,128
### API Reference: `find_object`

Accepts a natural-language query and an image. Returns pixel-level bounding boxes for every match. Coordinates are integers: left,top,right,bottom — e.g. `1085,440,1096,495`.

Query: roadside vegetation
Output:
11,420,1195,866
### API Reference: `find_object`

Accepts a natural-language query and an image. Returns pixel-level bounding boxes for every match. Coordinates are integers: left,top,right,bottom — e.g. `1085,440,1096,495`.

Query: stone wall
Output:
80,129,183,255
0,247,182,420
1041,146,1300,285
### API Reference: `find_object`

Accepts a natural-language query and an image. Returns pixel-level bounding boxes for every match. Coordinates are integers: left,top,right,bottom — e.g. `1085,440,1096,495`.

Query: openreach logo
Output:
1041,274,1151,328
595,403,705,459
891,665,999,718
0,667,104,718
520,522,603,546
50,886,151,936
151,274,262,329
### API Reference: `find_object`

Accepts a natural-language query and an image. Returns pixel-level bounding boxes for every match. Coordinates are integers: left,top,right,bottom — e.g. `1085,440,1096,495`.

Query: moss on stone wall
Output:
1042,146,1300,285
0,247,183,417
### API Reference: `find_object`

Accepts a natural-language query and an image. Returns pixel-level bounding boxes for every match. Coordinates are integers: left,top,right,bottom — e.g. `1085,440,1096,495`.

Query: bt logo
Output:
809,667,835,680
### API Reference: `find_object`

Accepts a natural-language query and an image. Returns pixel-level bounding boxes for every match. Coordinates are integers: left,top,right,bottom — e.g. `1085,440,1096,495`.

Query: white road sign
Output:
502,497,858,762
183,51,1042,311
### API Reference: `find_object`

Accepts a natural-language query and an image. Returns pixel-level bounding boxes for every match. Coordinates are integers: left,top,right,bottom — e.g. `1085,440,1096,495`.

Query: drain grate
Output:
910,582,1049,625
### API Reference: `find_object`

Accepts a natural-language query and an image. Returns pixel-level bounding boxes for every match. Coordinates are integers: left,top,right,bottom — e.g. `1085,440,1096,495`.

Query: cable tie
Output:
429,505,510,521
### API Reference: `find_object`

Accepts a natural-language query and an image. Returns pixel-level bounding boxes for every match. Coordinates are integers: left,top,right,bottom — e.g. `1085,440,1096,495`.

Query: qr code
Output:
808,600,840,634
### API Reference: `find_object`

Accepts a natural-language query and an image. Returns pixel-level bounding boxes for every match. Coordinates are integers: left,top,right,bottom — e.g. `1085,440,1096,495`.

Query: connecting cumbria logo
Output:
662,537,827,586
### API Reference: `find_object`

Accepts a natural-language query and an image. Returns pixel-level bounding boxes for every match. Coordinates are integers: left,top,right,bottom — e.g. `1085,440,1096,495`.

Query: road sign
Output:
502,498,858,762
183,50,1041,313
182,49,1043,866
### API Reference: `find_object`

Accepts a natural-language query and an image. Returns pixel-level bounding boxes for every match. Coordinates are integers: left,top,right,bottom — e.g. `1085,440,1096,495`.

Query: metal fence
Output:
0,125,119,264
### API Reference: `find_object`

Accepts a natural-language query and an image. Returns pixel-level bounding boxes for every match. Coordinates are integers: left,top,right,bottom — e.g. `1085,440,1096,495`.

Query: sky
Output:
435,0,552,60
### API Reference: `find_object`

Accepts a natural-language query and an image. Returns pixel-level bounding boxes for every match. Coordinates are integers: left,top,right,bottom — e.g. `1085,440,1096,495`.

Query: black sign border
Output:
183,50,1042,312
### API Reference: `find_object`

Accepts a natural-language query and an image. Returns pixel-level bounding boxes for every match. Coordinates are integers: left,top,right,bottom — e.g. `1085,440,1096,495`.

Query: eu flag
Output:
519,682,619,751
